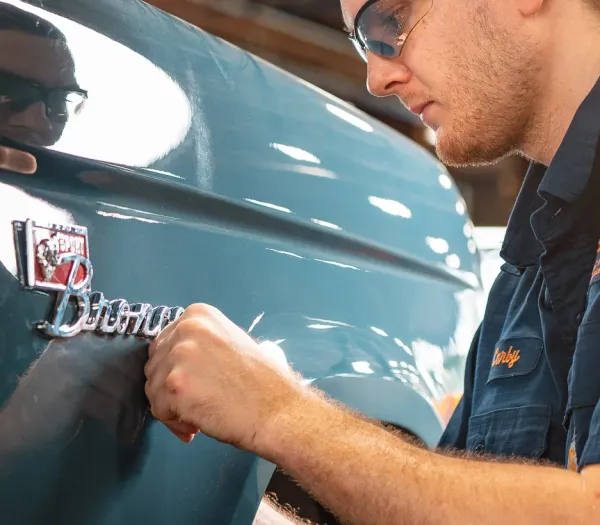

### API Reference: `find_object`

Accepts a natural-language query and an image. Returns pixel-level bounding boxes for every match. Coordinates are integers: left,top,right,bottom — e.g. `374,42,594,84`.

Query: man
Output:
145,0,599,522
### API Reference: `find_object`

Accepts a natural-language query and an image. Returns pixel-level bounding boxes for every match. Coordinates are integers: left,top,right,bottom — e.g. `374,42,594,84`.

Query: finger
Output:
165,418,199,436
150,302,221,357
146,328,178,379
144,345,171,383
149,307,189,358
146,315,195,379
148,322,175,361
145,366,179,424
165,417,199,444
168,429,197,444
145,365,169,412
148,393,176,425
0,146,37,174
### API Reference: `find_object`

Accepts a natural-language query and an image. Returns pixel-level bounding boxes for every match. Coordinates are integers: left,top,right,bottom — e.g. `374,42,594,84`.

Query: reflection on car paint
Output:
0,1,192,166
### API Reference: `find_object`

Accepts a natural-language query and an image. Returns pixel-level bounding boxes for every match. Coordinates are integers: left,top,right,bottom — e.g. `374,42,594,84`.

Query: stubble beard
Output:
433,12,541,168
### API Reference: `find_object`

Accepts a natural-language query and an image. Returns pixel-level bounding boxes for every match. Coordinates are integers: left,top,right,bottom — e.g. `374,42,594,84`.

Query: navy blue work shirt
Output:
439,77,600,472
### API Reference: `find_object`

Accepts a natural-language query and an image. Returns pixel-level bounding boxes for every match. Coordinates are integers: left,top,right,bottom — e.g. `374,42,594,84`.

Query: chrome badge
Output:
13,219,183,339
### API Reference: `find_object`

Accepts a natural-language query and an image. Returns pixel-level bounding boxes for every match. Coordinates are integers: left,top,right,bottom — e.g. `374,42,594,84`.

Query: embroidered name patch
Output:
591,241,600,285
492,346,521,368
487,337,543,383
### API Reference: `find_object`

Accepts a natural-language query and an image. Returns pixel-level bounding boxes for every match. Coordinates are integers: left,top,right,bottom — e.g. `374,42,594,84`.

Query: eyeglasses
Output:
348,0,433,63
0,70,87,123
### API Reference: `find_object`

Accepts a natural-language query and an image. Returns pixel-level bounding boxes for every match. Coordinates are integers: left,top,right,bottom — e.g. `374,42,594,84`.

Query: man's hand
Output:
143,305,600,525
0,146,36,174
144,303,306,452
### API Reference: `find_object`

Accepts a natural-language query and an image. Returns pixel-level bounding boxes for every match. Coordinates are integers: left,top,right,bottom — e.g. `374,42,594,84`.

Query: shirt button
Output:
474,443,484,453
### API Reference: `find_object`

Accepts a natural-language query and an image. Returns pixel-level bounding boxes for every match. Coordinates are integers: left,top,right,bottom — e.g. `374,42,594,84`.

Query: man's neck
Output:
522,8,600,166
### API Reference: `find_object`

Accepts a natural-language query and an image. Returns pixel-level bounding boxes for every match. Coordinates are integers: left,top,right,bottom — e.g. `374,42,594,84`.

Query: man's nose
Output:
7,101,53,133
366,54,412,97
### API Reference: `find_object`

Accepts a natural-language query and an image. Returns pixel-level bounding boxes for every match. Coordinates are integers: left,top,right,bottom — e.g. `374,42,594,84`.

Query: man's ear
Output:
518,0,544,17
0,146,37,174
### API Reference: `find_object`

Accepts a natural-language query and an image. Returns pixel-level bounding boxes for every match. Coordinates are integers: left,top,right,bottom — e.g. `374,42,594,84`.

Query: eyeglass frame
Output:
0,69,88,122
347,0,430,63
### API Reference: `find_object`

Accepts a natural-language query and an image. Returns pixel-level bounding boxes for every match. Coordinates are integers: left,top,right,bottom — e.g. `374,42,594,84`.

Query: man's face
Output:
341,0,542,167
0,30,77,147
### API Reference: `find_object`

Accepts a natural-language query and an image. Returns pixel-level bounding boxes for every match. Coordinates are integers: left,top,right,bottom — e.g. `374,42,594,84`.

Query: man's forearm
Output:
257,391,598,525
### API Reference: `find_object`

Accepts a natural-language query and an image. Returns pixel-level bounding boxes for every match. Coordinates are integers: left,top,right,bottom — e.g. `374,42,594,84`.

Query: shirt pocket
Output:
486,337,543,384
466,405,551,458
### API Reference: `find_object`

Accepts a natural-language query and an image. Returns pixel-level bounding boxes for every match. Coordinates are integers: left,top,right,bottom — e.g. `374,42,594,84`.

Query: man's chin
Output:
435,129,508,168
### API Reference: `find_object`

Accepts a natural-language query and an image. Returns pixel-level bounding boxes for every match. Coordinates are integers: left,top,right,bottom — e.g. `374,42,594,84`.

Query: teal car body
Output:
0,0,483,522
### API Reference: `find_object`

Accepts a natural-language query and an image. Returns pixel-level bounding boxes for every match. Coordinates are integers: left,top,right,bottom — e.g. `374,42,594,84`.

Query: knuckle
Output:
144,380,153,400
186,303,213,317
149,402,165,421
176,317,206,339
147,339,158,357
164,368,187,394
170,341,196,362
186,303,223,320
143,359,153,379
209,330,228,348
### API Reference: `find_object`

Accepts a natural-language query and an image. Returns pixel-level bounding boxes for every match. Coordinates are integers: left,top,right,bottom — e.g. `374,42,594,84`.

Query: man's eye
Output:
391,7,410,26
378,0,412,18
377,0,412,21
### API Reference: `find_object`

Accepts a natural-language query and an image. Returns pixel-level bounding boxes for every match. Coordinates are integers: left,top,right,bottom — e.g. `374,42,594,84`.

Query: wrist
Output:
253,384,336,464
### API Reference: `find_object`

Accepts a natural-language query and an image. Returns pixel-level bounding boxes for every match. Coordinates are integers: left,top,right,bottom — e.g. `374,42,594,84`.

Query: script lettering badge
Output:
13,219,183,339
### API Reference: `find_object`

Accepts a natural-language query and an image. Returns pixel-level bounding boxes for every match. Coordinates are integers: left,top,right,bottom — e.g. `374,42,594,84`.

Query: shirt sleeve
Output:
579,402,600,469
570,249,600,470
437,322,481,451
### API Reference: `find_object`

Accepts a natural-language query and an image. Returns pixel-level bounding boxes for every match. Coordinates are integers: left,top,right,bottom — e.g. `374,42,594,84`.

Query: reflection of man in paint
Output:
0,335,149,460
0,3,87,147
0,216,149,480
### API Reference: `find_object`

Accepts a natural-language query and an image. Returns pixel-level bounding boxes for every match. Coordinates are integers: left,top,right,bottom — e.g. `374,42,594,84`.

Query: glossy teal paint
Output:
0,0,483,523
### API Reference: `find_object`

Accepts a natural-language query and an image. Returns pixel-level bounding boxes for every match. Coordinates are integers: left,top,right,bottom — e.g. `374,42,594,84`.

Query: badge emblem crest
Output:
36,235,61,282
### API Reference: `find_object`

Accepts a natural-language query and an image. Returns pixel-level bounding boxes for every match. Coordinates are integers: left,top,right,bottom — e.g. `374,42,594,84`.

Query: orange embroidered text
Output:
492,346,521,369
568,439,578,472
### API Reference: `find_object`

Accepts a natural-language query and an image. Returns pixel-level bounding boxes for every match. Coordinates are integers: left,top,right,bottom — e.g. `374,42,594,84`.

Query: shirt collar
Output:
501,76,600,268
500,163,546,267
538,77,600,203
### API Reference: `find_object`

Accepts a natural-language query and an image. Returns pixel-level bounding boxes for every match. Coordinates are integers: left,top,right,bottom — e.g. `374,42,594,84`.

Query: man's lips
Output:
408,101,433,116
